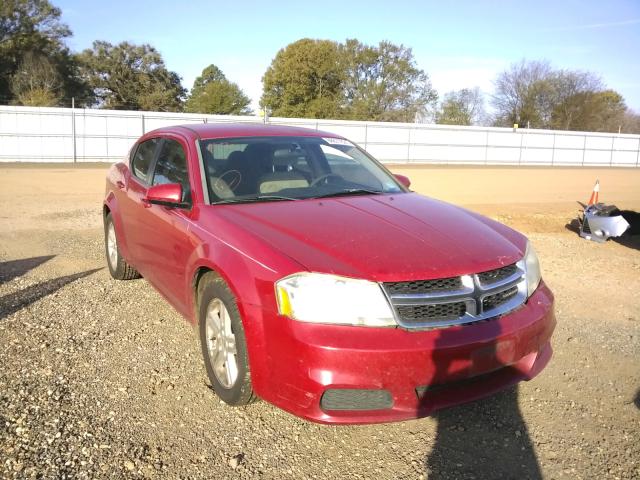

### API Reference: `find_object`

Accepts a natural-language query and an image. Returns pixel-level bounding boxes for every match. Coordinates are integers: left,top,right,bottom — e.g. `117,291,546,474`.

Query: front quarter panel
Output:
183,207,308,399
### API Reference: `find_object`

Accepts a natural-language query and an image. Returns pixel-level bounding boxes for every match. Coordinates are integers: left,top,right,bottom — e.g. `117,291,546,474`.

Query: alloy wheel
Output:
205,298,239,388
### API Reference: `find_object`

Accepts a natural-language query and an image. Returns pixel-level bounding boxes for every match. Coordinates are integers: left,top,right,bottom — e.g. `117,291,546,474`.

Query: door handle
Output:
116,180,125,190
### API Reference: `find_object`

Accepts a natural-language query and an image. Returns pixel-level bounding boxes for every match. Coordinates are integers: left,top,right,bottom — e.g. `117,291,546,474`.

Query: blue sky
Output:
57,0,640,112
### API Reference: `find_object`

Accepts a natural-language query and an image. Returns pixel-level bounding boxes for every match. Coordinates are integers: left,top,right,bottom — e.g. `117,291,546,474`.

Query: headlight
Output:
518,241,541,297
275,272,397,327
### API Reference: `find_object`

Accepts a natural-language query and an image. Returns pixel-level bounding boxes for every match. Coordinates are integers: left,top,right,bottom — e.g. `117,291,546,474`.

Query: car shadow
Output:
0,267,103,320
426,386,541,479
0,255,55,285
423,320,542,479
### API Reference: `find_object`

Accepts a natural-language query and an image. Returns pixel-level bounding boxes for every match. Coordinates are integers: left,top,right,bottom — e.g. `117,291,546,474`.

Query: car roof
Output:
154,122,343,140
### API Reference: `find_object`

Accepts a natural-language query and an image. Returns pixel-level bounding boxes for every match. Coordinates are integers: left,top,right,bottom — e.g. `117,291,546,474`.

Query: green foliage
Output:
261,38,436,122
77,41,186,111
552,90,626,132
185,64,251,115
436,88,484,126
262,39,344,118
341,39,437,122
0,0,87,105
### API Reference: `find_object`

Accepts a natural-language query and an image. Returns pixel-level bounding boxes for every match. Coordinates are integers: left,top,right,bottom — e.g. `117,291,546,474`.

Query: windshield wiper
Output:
212,194,299,205
312,188,383,199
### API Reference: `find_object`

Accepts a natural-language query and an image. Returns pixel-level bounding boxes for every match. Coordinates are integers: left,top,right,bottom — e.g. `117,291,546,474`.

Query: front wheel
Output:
198,273,256,405
104,213,140,280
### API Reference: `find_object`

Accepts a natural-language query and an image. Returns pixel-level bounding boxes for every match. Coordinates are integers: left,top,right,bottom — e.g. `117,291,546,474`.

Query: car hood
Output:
208,193,526,282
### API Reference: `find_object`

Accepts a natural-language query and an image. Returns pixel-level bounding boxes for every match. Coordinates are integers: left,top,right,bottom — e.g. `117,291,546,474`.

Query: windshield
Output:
199,136,406,204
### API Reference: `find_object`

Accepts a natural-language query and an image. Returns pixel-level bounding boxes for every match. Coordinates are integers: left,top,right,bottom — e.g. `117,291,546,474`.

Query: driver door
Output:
135,136,194,314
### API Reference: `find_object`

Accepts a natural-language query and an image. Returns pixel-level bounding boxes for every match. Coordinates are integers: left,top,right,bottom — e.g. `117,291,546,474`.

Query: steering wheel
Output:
218,169,242,191
310,173,343,187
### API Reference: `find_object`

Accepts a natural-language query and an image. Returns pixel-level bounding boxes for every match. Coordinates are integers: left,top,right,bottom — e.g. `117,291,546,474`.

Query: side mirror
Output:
144,183,189,208
394,174,411,189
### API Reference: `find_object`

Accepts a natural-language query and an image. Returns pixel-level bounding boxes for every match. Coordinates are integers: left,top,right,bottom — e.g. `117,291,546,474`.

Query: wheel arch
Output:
103,193,134,262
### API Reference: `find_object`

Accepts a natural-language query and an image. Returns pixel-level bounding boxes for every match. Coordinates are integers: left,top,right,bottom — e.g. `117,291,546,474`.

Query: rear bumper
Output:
245,281,555,425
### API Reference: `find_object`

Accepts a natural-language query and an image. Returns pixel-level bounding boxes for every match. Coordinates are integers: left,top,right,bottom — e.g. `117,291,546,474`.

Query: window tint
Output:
152,139,191,203
131,138,160,181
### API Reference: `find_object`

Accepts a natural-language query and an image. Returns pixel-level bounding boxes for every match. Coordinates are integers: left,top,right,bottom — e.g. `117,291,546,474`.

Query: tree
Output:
620,110,640,134
261,39,344,118
546,70,603,129
491,60,628,132
0,0,86,105
77,41,186,111
10,50,61,105
341,39,437,122
435,87,484,126
552,90,626,132
185,64,251,115
492,60,554,128
262,38,436,121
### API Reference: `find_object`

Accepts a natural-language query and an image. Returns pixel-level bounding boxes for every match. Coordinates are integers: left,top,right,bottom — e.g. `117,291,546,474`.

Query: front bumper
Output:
245,280,555,425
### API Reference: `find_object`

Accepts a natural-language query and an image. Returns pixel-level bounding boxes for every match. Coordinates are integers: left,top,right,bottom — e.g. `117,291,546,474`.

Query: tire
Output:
104,213,140,280
198,272,256,406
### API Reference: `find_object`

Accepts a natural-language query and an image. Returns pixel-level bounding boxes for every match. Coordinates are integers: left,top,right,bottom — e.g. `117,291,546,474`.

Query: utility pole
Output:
71,97,77,164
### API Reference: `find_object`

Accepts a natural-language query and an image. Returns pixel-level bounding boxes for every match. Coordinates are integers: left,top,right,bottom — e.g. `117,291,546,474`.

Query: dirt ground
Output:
1,164,639,479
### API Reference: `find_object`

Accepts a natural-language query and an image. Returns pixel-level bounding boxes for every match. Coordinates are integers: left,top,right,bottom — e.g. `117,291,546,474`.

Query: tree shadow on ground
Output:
0,255,55,285
634,388,640,410
0,267,102,320
423,317,543,479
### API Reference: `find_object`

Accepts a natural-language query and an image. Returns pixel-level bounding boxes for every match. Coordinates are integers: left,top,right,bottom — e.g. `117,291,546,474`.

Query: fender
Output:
184,220,307,400
104,192,136,264
104,162,141,267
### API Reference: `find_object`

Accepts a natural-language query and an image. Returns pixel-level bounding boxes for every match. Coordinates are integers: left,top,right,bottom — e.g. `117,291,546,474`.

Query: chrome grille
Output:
482,285,518,311
477,264,518,285
396,302,467,323
383,263,526,329
384,277,462,295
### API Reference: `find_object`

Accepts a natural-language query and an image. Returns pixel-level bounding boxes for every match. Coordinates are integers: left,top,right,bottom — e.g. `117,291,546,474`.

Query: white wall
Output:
1,105,639,166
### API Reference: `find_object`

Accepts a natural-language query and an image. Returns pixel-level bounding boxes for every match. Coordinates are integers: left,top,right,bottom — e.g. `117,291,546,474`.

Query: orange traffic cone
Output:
587,180,599,206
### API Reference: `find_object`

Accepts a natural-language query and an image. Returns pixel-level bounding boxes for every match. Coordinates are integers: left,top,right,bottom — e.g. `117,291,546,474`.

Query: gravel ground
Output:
1,166,639,479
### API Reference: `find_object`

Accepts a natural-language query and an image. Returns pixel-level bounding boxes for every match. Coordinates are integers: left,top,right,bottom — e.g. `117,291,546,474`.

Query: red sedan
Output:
103,123,555,424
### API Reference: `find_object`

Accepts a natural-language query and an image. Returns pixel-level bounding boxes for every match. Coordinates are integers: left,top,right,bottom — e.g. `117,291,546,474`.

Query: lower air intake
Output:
320,389,393,411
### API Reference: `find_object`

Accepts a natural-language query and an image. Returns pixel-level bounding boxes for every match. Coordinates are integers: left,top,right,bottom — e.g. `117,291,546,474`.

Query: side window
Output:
152,139,191,203
131,138,160,182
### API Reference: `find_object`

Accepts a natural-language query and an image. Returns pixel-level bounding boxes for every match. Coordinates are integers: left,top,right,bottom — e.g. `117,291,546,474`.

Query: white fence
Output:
1,105,639,166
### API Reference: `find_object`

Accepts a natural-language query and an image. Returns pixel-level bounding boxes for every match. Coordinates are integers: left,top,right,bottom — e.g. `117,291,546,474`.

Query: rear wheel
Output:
104,213,140,280
198,273,256,405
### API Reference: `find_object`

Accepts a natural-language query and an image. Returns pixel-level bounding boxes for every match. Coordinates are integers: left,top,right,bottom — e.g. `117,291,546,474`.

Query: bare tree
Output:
492,60,553,128
10,50,62,105
620,110,640,134
492,59,628,132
